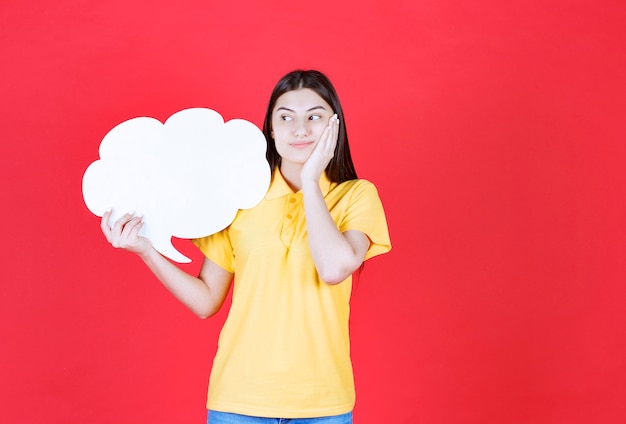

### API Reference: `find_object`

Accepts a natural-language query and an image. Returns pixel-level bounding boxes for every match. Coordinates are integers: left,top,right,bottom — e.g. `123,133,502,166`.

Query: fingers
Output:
101,210,144,249
111,212,139,234
114,214,143,248
315,115,338,152
100,209,113,240
317,125,331,151
322,114,339,156
301,114,340,184
119,215,142,235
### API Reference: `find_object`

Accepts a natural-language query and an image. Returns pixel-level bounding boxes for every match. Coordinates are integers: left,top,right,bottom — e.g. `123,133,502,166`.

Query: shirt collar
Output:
265,168,333,200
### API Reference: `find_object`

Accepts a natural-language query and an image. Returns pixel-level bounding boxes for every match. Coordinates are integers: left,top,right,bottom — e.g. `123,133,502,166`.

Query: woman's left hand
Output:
300,114,339,186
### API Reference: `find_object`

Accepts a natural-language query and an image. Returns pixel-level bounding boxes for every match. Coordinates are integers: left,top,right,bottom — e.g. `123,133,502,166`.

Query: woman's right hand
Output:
101,210,153,257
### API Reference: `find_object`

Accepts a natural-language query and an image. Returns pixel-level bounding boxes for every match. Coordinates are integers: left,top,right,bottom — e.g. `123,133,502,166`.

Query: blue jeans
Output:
207,410,353,424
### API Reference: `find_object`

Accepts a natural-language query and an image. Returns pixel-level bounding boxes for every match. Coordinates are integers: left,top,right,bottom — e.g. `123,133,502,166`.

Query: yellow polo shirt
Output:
193,170,391,418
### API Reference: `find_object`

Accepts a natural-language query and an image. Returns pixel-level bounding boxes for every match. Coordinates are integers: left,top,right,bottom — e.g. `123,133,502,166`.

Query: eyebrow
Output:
276,106,328,113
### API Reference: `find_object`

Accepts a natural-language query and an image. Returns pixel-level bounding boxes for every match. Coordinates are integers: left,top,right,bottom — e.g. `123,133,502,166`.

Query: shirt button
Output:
286,214,293,219
289,197,296,203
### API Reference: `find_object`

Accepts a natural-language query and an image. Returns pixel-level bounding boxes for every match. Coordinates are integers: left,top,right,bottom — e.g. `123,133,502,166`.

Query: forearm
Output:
138,247,225,318
302,181,366,284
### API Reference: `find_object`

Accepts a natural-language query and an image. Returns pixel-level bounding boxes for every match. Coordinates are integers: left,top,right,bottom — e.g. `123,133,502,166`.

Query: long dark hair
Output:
262,70,358,183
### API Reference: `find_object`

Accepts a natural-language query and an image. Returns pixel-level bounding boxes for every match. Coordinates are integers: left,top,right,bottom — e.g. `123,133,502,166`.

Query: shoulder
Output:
333,178,377,192
329,178,380,200
324,179,385,215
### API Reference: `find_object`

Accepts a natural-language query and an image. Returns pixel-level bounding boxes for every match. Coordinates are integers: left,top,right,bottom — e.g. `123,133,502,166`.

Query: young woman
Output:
101,70,391,423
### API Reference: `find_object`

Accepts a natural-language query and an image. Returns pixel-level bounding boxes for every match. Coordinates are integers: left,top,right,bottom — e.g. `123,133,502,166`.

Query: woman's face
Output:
271,88,334,168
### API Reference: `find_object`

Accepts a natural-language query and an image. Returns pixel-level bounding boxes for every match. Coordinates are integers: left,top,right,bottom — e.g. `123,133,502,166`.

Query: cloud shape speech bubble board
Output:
82,108,271,263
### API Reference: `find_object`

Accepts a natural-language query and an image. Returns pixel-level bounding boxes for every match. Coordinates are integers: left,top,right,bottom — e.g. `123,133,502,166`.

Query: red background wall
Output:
1,1,625,423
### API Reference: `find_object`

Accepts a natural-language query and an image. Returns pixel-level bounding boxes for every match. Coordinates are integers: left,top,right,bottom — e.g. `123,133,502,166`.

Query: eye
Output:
280,115,293,121
308,114,321,121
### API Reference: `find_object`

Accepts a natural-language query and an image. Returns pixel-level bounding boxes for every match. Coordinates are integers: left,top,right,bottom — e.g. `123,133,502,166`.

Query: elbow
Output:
313,231,369,285
195,306,219,320
322,277,347,286
318,267,352,285
316,255,364,285
196,311,211,320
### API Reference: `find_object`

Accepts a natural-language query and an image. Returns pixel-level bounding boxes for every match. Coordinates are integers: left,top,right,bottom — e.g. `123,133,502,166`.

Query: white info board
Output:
82,108,270,263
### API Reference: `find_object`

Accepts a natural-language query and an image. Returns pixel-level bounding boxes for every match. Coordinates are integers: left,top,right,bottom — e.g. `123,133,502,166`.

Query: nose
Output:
294,119,310,137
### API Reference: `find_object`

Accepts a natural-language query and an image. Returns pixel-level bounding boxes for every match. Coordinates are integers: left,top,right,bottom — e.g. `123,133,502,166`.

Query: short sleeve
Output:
339,180,391,260
192,228,235,273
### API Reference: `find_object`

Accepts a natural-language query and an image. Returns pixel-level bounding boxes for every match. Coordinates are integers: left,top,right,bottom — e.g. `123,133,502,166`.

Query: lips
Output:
289,141,315,149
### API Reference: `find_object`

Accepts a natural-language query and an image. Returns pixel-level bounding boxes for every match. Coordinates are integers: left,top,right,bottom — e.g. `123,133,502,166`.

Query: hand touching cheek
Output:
300,114,339,187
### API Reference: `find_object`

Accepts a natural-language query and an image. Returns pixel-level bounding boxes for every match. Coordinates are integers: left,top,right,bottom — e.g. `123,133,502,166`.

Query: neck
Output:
279,162,303,192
